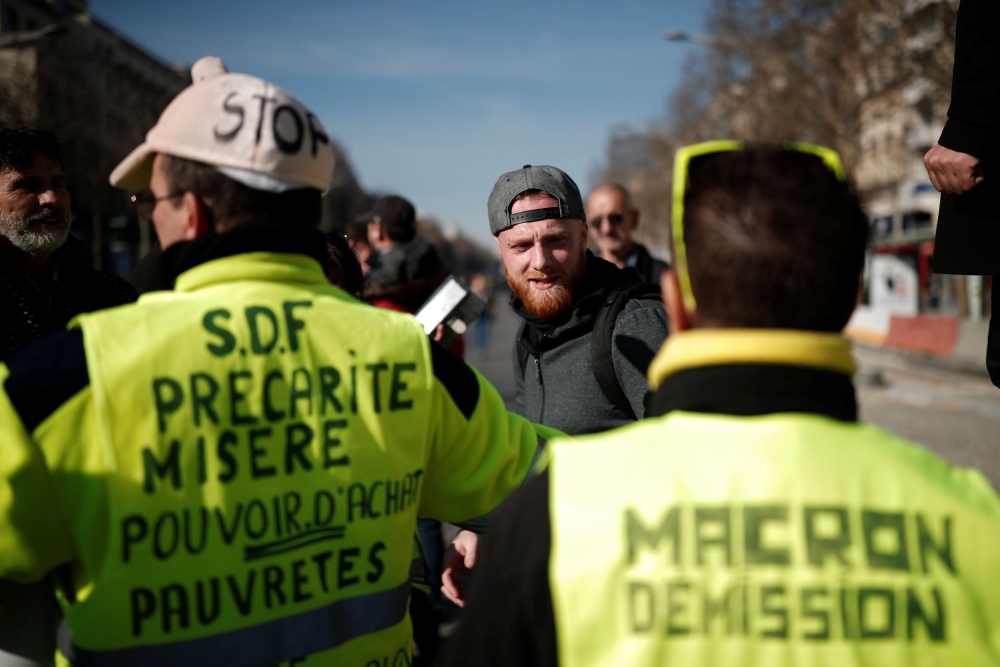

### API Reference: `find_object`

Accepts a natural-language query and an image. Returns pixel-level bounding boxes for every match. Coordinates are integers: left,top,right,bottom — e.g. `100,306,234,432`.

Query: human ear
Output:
661,269,692,334
179,191,211,241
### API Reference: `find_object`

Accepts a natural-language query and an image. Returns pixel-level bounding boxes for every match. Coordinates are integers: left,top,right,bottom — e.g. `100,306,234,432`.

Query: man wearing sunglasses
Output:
439,145,1000,666
587,183,668,286
0,127,136,360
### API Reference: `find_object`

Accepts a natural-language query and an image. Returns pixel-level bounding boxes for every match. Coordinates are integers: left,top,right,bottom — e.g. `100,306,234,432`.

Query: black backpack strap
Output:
591,280,661,420
516,320,529,379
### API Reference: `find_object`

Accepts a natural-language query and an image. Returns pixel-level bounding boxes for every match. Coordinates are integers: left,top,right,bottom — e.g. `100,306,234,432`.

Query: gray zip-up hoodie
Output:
512,254,668,435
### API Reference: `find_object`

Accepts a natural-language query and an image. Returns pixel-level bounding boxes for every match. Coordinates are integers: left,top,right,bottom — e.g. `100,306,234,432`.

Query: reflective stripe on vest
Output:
549,411,1000,667
74,581,409,667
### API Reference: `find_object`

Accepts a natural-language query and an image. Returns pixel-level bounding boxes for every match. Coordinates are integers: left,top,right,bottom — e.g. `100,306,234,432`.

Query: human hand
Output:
440,530,479,607
432,324,446,342
924,144,984,195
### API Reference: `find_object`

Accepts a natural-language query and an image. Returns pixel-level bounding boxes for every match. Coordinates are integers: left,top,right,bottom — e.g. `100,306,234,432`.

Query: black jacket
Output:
0,236,137,359
931,0,1000,275
512,253,667,435
631,242,669,286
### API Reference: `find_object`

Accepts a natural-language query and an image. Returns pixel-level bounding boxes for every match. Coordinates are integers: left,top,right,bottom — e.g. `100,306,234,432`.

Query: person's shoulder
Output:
856,422,1000,510
65,262,138,308
614,291,667,330
88,269,139,304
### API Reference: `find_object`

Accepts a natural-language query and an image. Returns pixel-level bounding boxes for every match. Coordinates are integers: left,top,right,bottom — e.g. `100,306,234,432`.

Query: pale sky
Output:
90,0,709,247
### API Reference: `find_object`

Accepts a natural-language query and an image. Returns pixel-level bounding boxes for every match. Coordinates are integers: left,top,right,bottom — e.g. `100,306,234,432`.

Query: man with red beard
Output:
489,164,668,435
439,165,668,610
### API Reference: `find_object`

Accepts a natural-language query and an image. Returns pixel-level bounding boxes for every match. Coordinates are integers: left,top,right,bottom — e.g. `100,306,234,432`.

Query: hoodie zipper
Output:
535,332,546,423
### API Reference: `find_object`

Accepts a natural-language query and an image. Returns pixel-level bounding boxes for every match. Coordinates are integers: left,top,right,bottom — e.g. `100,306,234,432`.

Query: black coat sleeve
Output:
938,0,1000,157
434,470,558,667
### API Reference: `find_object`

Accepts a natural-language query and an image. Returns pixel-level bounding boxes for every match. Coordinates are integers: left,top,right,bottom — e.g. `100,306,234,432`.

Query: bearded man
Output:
489,164,668,435
438,165,670,610
0,127,136,358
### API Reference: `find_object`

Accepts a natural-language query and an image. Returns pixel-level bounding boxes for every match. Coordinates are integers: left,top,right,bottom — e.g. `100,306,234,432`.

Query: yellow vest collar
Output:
174,252,328,293
647,329,856,390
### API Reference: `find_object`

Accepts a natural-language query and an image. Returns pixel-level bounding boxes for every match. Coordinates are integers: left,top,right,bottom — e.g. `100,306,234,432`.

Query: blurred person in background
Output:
923,0,1000,386
321,230,365,297
440,144,1000,666
587,182,668,286
363,194,446,313
0,127,136,359
345,219,372,276
469,273,494,360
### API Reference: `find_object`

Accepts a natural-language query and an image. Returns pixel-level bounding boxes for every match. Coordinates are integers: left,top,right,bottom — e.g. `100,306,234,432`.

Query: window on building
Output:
2,7,20,32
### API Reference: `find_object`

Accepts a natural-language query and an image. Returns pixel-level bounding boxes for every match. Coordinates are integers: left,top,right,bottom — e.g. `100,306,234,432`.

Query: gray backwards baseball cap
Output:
487,165,585,236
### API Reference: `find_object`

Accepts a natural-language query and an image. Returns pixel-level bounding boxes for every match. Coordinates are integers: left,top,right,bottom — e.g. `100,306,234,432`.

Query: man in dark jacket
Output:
491,166,667,435
587,183,668,286
924,0,1000,384
438,165,668,610
0,127,136,359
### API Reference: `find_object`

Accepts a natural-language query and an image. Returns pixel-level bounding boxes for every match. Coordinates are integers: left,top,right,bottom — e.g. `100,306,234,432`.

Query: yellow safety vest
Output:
0,252,547,665
549,330,1000,667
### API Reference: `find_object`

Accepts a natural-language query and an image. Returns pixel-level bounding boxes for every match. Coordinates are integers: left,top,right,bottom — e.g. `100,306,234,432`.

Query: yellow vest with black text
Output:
549,338,1000,667
0,252,544,666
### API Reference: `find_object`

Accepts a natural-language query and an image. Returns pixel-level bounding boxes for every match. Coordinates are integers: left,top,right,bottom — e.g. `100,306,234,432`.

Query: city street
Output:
473,290,1000,490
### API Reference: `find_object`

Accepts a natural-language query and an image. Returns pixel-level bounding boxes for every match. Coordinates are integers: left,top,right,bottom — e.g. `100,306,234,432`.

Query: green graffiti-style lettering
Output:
625,506,680,564
143,441,181,493
804,507,852,567
283,301,312,352
203,309,236,357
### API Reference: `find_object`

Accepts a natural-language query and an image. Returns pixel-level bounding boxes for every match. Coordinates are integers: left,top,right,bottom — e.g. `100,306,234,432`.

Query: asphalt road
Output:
854,345,1000,489
472,291,1000,491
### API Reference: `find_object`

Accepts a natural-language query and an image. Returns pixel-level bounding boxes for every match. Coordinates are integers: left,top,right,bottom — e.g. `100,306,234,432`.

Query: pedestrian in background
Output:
362,194,446,313
469,273,494,360
0,127,136,359
587,182,668,286
345,220,372,276
923,0,1000,385
320,230,365,297
440,143,1000,666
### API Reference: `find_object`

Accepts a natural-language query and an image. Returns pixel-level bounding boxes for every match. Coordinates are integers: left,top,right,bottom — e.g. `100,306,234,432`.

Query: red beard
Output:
504,254,586,320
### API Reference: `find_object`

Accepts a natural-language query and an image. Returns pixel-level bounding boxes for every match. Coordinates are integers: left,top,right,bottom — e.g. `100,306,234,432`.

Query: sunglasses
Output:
130,192,184,222
588,213,626,227
671,140,846,310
